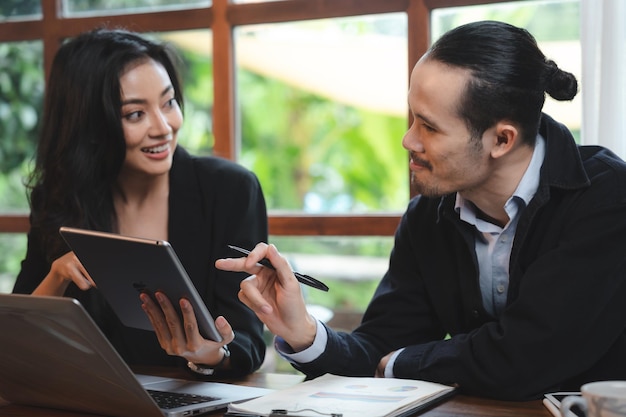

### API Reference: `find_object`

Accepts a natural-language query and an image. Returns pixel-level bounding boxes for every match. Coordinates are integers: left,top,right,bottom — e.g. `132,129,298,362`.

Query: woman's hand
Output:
216,243,317,352
33,251,96,296
140,291,234,366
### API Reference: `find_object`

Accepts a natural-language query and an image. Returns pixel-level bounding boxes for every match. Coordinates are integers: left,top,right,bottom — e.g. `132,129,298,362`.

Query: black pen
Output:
227,245,329,292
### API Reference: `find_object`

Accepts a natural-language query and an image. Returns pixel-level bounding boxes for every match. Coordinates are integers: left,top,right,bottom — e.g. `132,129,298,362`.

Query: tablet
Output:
59,226,222,342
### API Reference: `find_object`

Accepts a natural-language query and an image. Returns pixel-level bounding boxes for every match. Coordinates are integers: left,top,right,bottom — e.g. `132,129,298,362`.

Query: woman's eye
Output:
123,111,143,121
165,98,177,108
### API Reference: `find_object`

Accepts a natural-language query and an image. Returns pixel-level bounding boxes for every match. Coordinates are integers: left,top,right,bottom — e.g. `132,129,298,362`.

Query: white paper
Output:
228,374,455,417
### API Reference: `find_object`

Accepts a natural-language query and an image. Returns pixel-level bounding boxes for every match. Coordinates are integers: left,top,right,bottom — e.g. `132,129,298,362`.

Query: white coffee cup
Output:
561,381,626,417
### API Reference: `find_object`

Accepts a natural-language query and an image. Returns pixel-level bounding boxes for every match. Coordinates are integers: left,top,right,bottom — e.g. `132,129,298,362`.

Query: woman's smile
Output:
141,141,172,159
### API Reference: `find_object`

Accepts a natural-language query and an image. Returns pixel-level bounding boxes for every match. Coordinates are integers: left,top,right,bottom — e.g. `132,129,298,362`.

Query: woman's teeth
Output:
142,143,169,154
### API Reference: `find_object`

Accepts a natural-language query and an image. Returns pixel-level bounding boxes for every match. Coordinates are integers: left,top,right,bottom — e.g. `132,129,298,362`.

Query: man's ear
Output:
490,121,519,159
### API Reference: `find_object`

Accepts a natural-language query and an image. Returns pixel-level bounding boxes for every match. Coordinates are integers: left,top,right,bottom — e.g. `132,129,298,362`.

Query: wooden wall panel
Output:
0,213,401,236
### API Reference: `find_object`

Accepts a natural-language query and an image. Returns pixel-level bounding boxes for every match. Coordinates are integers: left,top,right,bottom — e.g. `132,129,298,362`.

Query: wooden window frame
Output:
0,0,512,237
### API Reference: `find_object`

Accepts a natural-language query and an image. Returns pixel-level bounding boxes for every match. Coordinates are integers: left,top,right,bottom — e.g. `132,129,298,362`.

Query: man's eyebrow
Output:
415,112,440,130
121,85,174,106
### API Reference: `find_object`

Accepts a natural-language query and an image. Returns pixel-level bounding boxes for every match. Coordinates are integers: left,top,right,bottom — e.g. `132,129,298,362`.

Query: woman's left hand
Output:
140,291,234,366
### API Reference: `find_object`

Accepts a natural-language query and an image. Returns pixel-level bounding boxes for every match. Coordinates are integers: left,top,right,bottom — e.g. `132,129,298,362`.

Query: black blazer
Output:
14,146,269,377
291,114,626,399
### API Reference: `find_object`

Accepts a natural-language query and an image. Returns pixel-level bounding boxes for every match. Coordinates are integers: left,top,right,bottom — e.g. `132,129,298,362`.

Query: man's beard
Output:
408,134,483,198
409,152,444,198
410,171,445,198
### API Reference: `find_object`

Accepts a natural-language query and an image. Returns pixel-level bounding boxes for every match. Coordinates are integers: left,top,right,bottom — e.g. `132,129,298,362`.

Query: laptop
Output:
0,293,272,417
58,226,222,342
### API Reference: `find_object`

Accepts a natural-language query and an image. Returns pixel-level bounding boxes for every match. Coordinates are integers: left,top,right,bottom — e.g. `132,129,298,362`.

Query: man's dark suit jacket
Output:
291,114,626,400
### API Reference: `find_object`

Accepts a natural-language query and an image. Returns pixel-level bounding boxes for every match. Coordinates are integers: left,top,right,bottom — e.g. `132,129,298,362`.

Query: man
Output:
217,21,626,400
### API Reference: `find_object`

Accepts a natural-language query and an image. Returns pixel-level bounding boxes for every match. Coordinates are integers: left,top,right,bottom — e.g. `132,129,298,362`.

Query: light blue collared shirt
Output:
456,134,544,317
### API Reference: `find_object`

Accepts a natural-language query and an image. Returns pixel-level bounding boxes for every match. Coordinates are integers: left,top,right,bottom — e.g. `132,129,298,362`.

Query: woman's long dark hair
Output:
27,28,185,262
426,20,578,145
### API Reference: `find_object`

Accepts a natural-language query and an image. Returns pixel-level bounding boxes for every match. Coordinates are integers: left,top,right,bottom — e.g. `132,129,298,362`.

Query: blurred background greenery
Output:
0,0,581,318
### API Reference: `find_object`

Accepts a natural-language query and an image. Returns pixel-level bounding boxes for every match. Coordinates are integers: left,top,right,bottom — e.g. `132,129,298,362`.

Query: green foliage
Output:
0,41,43,174
305,278,380,311
0,37,42,292
270,236,394,311
0,1,582,298
0,234,27,293
0,163,31,209
0,0,40,18
176,46,215,154
238,70,409,212
271,235,393,260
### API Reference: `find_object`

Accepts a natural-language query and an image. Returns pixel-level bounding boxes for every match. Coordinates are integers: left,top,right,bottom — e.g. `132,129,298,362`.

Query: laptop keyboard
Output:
147,389,220,409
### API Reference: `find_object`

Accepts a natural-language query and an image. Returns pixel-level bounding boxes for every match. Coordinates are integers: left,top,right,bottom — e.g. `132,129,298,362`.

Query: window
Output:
159,30,215,154
0,0,582,306
0,38,43,292
431,0,581,140
235,14,409,213
0,1,41,20
61,0,210,17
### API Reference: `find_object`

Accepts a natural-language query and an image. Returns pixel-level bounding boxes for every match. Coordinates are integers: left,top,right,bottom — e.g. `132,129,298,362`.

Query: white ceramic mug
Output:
561,381,626,417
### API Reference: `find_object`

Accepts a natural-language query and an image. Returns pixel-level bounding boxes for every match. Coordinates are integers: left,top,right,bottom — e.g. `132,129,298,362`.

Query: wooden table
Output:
0,368,552,417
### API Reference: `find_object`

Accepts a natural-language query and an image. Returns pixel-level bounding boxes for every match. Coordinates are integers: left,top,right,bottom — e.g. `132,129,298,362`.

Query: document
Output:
227,373,455,417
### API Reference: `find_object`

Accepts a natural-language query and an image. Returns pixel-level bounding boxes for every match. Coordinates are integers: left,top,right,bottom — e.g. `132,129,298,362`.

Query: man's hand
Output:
216,243,317,351
375,351,395,377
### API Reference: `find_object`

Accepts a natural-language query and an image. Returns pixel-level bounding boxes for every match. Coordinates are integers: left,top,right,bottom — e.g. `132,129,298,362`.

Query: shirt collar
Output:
455,134,546,229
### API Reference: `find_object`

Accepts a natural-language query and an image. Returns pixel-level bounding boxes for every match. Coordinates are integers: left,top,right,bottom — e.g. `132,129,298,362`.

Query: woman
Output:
13,28,268,377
